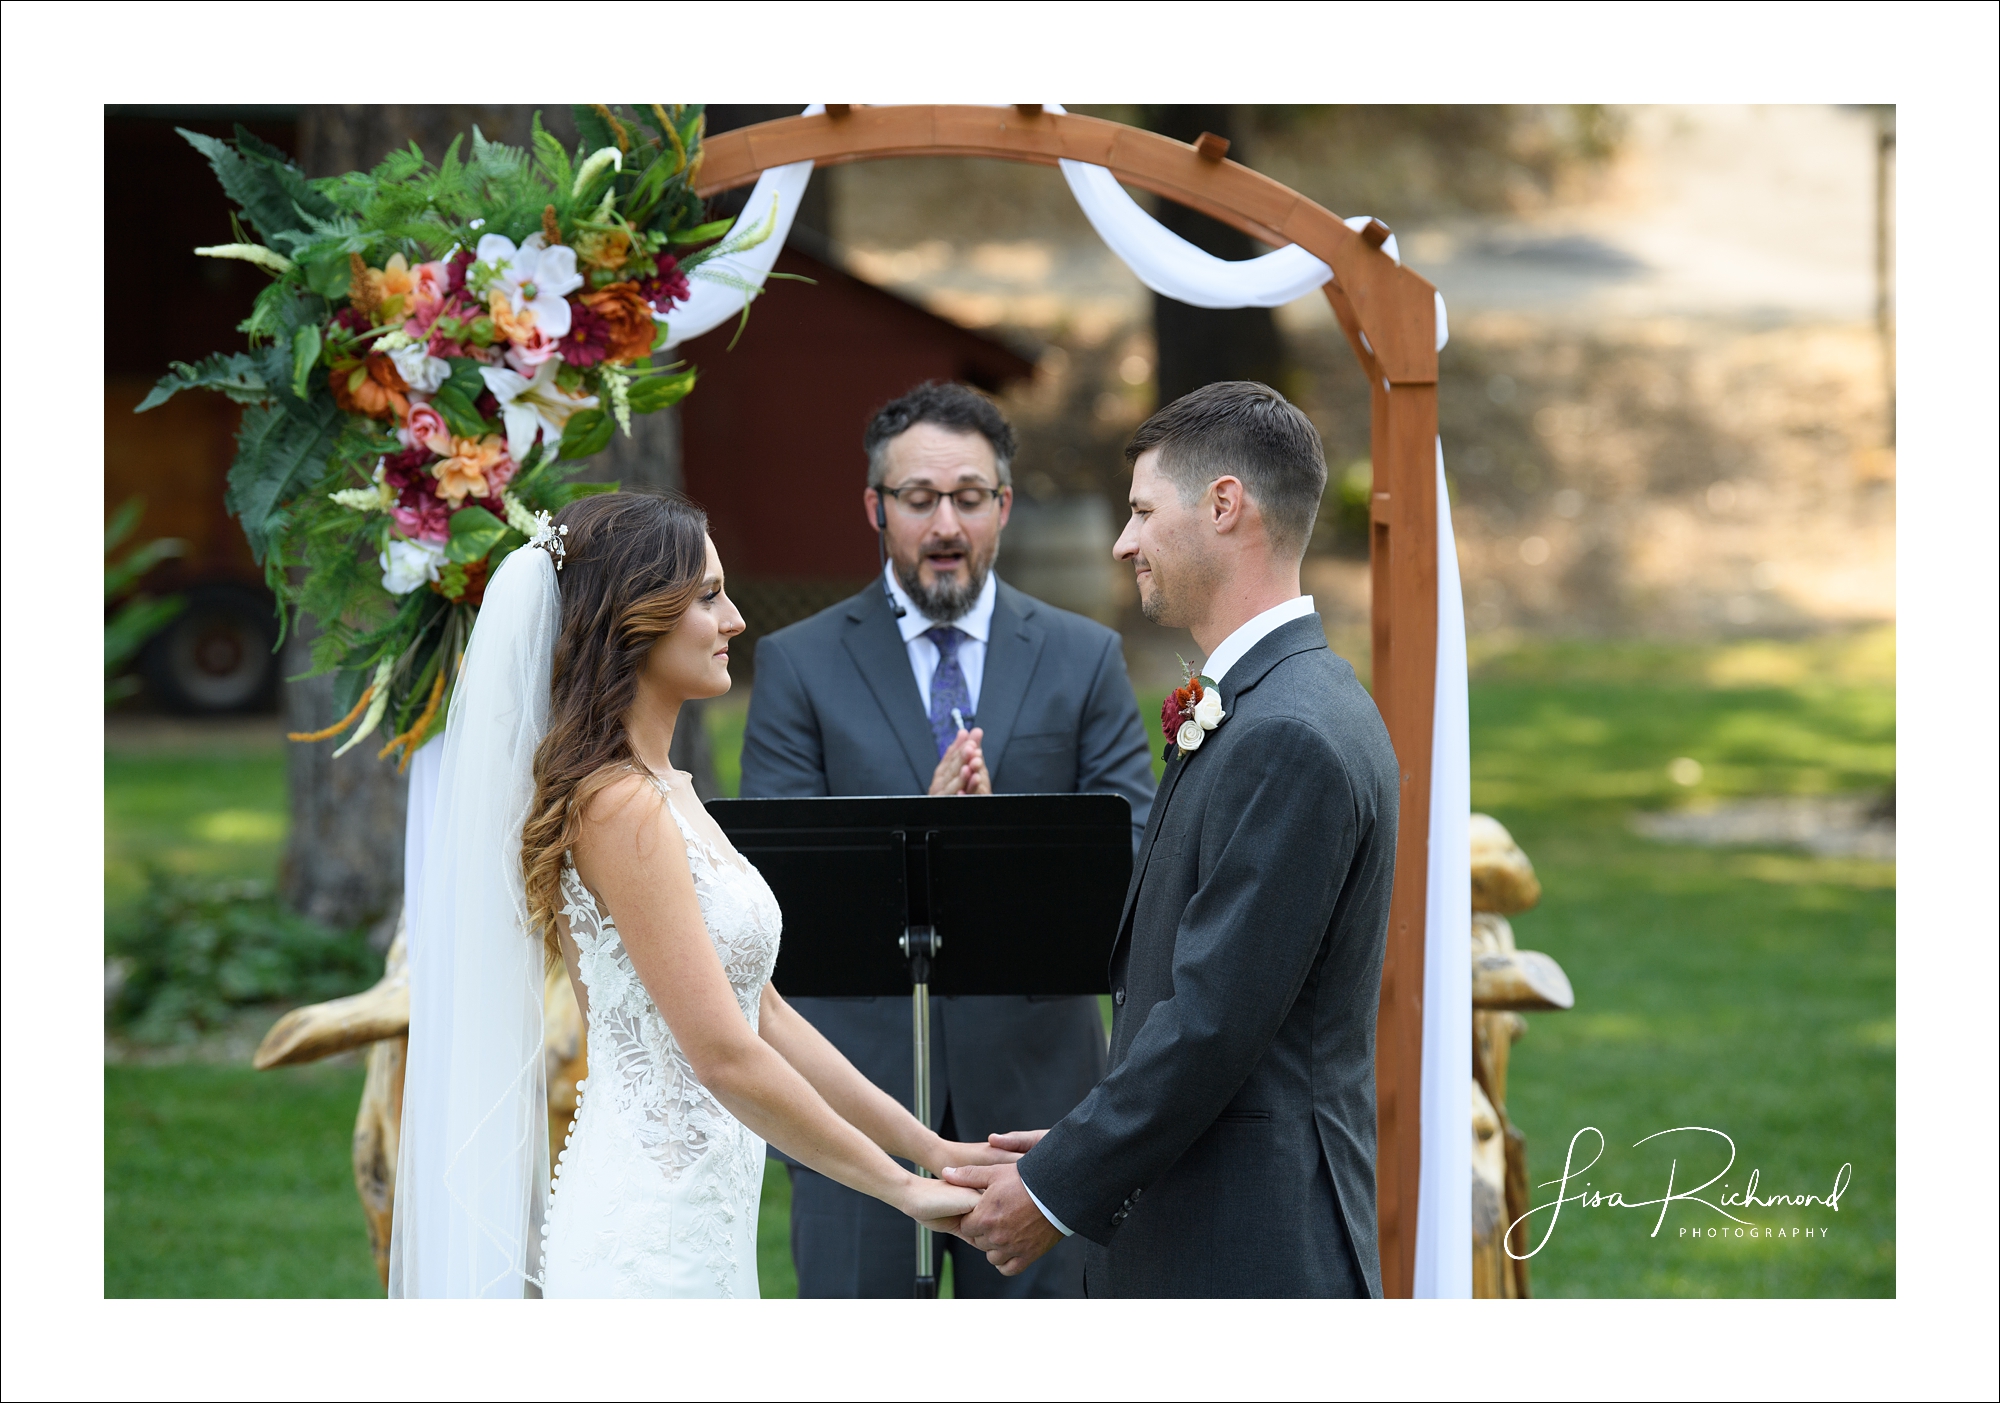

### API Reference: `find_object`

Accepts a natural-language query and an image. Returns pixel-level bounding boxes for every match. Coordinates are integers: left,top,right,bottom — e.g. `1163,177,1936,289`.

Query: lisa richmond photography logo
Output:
1509,1126,1854,1259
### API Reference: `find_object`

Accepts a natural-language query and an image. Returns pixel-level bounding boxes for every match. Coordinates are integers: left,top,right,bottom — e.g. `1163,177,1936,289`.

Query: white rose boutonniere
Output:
1164,657,1228,757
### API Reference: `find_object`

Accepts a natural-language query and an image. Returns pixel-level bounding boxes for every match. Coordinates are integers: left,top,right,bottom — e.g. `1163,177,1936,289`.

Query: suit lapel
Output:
1109,738,1194,973
971,582,1044,780
1107,613,1331,970
839,593,939,791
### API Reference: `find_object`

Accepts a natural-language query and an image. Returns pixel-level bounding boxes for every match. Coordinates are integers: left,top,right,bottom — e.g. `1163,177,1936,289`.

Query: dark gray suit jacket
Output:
1018,614,1399,1298
739,577,1157,1144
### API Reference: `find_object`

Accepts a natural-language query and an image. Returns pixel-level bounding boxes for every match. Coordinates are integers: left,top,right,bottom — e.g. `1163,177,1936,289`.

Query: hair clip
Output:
528,510,570,571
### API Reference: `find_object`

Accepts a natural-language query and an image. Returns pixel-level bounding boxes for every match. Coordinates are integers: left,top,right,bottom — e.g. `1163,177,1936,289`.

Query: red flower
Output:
1161,678,1203,743
557,297,612,368
445,249,475,296
639,252,691,312
380,446,434,494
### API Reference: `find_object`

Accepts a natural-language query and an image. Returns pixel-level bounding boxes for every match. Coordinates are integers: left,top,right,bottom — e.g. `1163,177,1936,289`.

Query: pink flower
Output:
486,453,519,493
503,332,562,375
399,404,453,456
391,491,450,545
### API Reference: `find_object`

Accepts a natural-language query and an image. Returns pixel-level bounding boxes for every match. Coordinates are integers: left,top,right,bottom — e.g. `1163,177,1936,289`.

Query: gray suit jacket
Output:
739,577,1157,1144
1018,614,1399,1297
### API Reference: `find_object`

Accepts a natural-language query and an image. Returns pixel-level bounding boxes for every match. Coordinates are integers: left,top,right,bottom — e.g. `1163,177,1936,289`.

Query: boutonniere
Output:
1161,656,1226,756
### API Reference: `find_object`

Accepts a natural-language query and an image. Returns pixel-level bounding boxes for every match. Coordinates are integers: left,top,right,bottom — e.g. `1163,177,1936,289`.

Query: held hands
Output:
927,727,991,796
899,1133,1023,1232
940,1129,1060,1276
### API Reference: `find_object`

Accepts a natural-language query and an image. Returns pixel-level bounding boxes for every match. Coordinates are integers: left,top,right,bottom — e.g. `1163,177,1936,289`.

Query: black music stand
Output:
707,793,1132,1298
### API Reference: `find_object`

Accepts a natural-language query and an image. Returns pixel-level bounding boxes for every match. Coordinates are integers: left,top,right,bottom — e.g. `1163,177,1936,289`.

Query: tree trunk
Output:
278,611,410,932
1142,105,1289,408
275,108,716,927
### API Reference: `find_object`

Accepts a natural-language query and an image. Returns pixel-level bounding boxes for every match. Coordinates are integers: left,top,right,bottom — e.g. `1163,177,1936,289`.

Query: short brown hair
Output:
1124,381,1327,557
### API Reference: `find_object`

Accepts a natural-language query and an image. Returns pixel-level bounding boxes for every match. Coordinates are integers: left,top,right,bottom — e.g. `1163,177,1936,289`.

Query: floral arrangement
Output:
140,107,765,767
1161,658,1226,754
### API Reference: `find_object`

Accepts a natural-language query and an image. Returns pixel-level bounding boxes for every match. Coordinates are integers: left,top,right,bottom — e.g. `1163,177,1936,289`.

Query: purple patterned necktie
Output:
925,625,973,757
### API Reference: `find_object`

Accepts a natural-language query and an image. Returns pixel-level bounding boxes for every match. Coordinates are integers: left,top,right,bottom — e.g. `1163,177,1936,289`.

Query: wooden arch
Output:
696,106,1443,1299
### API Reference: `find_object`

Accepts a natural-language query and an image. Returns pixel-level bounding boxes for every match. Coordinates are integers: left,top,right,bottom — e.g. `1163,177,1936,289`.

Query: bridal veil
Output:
389,544,559,1298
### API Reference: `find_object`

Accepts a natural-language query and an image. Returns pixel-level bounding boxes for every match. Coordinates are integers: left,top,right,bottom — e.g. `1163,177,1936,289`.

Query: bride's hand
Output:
917,1134,1023,1176
899,1173,981,1231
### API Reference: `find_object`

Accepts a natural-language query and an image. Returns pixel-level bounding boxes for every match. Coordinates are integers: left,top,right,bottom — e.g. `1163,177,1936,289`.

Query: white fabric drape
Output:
390,547,560,1298
1413,440,1473,1298
660,105,822,349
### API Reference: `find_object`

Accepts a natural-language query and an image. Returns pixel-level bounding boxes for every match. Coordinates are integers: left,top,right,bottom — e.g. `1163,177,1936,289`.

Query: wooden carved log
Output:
1470,813,1542,914
253,915,589,1289
1469,816,1571,1299
253,924,409,1070
1470,1078,1512,1299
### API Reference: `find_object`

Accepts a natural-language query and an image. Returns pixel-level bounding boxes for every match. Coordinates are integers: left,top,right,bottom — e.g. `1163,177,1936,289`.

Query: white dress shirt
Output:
1199,595,1317,686
1019,594,1318,1241
885,561,997,715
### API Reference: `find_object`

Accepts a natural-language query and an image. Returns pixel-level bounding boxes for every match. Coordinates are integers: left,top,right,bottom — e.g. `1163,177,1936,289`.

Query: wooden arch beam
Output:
696,105,1441,1300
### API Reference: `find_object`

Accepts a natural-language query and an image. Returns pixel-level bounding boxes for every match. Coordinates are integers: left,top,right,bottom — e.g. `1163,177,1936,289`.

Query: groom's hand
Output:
940,1162,1061,1276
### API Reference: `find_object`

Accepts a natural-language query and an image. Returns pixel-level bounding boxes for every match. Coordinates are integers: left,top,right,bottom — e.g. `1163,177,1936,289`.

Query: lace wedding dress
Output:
540,776,783,1298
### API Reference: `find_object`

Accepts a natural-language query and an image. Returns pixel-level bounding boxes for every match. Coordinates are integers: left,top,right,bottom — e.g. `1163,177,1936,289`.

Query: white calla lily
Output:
474,232,583,340
480,359,599,466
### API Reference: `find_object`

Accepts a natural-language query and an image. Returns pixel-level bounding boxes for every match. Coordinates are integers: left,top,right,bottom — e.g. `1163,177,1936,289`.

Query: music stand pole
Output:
900,924,941,1298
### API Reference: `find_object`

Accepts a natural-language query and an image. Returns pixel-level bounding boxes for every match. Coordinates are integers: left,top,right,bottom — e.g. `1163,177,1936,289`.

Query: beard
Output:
1135,546,1219,630
896,535,993,624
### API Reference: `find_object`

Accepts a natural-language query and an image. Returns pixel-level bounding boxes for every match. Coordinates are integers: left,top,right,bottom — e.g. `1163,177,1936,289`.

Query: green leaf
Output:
135,352,274,412
226,398,343,562
552,479,619,507
627,368,697,415
444,357,487,401
290,325,322,400
106,595,186,673
668,217,735,246
105,538,187,599
446,505,509,563
304,251,352,300
558,409,614,460
430,383,488,438
177,128,308,243
105,498,146,554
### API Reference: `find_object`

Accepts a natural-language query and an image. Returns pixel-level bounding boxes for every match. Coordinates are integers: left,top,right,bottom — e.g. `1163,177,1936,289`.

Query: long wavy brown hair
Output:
520,491,711,953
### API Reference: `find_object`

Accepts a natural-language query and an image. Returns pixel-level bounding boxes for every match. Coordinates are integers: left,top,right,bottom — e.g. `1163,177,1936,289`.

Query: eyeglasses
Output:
879,485,1006,519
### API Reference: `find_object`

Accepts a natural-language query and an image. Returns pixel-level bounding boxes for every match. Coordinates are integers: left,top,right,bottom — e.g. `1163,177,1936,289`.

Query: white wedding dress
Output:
540,775,783,1298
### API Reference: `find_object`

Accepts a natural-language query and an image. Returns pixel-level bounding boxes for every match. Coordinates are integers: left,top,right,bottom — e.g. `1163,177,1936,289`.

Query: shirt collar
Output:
885,559,998,645
1201,595,1316,686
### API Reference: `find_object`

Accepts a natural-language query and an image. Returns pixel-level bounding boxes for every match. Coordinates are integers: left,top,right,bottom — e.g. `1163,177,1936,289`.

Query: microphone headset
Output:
875,493,906,618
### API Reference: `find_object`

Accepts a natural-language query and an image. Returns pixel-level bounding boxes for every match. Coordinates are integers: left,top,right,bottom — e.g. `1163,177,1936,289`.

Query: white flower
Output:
1193,688,1227,730
480,358,599,467
387,340,449,395
501,490,541,537
474,232,583,340
380,537,447,595
1177,719,1205,752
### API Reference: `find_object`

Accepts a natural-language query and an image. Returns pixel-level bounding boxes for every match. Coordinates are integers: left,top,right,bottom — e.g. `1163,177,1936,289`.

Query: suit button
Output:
1114,989,1127,1006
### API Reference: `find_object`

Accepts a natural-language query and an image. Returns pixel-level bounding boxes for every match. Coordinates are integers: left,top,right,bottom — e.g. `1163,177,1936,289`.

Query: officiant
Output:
740,382,1155,1298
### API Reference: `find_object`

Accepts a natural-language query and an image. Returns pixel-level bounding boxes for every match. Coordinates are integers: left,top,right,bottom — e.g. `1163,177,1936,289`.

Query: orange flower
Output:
433,435,510,504
488,287,541,347
580,282,657,365
330,354,411,422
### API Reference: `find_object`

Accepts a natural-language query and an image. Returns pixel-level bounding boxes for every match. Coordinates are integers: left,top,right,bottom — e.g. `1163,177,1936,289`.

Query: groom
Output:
945,381,1401,1297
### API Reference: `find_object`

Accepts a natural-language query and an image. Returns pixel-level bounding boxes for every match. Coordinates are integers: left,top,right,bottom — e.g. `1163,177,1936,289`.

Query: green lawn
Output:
1469,629,1894,1297
106,1062,383,1297
104,627,1893,1297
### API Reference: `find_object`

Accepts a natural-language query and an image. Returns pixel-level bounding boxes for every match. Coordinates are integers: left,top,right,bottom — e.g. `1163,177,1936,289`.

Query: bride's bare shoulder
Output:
576,771,682,853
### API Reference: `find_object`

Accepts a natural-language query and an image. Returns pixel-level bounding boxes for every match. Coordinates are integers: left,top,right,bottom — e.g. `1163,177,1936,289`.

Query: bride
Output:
389,492,1000,1298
